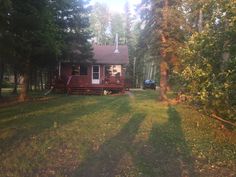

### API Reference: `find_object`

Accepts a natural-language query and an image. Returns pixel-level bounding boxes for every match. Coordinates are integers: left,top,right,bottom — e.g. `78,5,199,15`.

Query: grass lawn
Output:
0,91,235,177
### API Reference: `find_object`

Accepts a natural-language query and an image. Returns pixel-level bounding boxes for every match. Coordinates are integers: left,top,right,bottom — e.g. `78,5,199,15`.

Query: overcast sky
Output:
90,0,141,13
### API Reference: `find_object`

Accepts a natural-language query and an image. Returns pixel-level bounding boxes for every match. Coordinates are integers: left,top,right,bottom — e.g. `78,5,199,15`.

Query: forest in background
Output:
0,0,235,123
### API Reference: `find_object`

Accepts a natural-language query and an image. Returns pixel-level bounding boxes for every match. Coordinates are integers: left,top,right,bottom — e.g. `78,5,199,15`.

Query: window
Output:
93,65,99,79
80,65,88,75
105,65,121,77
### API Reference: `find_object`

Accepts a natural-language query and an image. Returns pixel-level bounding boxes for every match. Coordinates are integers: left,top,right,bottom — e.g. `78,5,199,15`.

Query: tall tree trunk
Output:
0,60,4,98
19,62,30,101
34,70,38,91
12,68,18,94
45,71,48,89
133,57,136,87
40,71,44,90
159,60,168,101
163,0,168,30
19,72,29,101
159,0,169,101
48,70,53,88
198,8,203,32
29,70,33,91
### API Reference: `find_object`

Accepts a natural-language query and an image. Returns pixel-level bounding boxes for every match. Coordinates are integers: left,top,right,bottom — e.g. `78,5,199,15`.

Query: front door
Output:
92,65,100,84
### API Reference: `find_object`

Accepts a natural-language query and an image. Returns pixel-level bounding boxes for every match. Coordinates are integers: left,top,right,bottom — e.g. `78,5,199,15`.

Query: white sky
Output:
90,0,141,13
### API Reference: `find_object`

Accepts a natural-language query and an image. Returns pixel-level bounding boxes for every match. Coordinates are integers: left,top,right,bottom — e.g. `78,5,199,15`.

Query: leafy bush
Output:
179,23,236,122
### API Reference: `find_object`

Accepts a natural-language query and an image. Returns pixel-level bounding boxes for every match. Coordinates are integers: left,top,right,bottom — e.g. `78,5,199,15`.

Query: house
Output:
54,40,129,95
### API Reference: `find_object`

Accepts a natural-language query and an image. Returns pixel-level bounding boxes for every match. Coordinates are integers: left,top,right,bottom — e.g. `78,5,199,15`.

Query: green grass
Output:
0,91,235,177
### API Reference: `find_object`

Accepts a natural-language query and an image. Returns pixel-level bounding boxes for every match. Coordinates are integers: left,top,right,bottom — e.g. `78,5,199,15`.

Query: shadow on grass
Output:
0,95,131,153
74,112,146,177
134,106,196,177
110,95,131,119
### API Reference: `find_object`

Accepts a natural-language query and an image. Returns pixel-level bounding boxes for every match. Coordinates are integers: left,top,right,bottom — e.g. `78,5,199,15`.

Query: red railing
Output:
66,75,126,94
102,76,125,86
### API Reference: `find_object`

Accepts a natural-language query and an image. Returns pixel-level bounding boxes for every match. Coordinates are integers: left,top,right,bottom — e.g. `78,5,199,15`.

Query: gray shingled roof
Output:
93,45,129,64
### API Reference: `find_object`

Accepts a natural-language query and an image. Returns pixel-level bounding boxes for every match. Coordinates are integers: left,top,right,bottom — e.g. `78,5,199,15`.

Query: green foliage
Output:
50,0,93,63
89,2,110,45
110,13,126,44
0,0,93,97
0,0,93,70
89,2,127,45
179,0,236,122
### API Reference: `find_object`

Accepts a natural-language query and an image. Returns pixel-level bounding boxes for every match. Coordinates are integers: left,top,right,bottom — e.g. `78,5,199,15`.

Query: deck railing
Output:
102,76,125,86
66,75,127,94
67,75,125,87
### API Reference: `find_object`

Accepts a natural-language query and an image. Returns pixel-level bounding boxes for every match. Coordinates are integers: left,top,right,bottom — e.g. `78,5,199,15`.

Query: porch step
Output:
68,87,104,95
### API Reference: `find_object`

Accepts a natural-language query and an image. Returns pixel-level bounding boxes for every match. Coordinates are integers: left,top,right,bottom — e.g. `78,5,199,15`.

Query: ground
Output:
0,90,235,177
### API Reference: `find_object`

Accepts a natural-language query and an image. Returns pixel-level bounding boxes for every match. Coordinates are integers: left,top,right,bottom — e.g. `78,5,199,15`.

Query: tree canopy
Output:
0,0,93,99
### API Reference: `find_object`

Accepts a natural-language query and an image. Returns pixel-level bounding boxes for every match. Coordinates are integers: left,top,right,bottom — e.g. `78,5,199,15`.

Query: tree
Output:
124,1,132,45
0,0,93,100
89,2,130,46
179,0,236,122
124,1,136,86
90,2,110,45
6,0,61,100
138,0,186,100
50,0,93,61
0,0,12,97
110,13,126,45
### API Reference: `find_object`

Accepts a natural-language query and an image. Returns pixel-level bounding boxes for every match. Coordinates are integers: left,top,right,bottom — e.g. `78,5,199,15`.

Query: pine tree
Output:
52,0,93,62
0,0,12,97
6,0,60,100
0,0,93,100
138,0,186,100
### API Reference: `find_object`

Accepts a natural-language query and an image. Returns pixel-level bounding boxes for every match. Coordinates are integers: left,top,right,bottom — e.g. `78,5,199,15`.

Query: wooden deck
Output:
54,75,127,95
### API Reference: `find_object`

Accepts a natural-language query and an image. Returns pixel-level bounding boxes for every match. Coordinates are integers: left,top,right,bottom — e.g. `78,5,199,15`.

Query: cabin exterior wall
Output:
55,62,127,94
